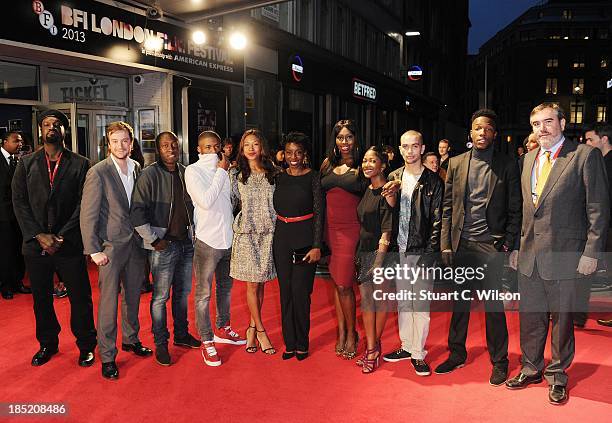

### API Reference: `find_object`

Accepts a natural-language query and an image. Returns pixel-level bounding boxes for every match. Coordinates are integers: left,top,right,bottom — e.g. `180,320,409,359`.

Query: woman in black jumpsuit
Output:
273,132,324,361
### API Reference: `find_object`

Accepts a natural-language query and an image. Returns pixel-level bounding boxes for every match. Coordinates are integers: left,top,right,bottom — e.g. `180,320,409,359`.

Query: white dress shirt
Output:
1,147,12,166
110,155,136,207
531,136,565,199
185,154,233,249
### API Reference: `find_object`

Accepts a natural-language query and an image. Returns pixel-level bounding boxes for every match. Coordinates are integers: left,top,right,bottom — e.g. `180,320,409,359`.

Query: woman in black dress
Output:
273,132,323,361
356,146,396,374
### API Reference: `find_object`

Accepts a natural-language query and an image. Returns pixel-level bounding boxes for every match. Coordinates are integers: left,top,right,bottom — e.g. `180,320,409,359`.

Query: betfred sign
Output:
352,78,377,102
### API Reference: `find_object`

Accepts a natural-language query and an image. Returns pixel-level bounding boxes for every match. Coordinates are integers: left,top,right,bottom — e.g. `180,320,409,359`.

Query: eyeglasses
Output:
336,134,355,142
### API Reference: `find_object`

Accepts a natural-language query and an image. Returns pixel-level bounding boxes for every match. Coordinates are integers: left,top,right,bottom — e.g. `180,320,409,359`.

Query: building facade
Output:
466,0,612,154
1,0,469,166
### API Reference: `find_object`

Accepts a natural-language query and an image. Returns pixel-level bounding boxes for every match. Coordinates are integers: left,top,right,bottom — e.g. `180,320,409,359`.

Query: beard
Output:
44,131,63,144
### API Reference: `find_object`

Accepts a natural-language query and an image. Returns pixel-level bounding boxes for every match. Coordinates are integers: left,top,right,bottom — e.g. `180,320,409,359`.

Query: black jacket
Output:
130,161,195,250
441,148,522,252
0,151,16,222
12,148,90,256
388,166,444,254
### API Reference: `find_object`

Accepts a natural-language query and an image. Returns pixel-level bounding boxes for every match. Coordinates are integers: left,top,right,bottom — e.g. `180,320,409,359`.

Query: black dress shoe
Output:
1,289,13,300
505,372,543,389
15,282,32,294
434,358,465,374
549,385,568,405
597,318,612,327
102,362,119,379
296,351,309,361
31,347,58,366
122,342,153,357
78,351,95,367
282,351,295,360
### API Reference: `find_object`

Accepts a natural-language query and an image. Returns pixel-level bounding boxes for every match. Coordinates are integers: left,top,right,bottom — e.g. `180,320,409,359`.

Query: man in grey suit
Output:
80,121,152,380
506,103,609,404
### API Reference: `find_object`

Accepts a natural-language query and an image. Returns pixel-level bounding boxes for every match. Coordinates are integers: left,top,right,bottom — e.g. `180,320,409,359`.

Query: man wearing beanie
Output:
12,109,97,368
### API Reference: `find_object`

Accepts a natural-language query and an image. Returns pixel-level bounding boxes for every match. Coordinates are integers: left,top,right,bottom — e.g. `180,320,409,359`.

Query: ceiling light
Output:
192,30,206,45
405,31,421,37
144,36,163,51
230,32,247,50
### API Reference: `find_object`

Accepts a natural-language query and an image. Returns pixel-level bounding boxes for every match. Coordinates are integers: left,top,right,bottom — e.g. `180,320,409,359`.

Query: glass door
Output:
94,112,127,161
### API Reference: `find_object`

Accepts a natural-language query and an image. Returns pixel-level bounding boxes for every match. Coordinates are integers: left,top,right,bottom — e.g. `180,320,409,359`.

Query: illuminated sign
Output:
352,78,377,102
408,65,423,81
290,54,304,82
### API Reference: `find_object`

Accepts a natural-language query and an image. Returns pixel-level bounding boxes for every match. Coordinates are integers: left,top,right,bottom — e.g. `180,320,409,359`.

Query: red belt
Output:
277,213,314,223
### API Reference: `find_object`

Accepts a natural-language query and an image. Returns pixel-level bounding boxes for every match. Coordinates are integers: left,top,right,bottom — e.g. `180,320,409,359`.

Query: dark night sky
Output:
468,0,543,54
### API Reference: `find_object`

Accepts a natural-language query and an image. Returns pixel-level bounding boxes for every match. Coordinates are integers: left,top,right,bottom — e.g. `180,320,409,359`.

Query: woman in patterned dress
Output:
229,129,279,355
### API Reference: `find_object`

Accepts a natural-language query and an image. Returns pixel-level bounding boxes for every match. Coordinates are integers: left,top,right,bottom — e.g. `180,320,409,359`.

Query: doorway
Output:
32,103,128,162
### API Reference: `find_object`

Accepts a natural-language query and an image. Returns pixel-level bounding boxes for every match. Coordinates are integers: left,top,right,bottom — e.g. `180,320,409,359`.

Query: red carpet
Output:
1,265,611,422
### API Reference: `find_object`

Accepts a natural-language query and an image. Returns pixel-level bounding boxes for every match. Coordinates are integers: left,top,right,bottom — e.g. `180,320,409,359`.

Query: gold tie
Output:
535,151,551,205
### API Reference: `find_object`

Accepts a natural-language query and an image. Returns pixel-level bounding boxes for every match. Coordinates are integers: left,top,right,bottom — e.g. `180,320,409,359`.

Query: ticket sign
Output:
352,78,377,102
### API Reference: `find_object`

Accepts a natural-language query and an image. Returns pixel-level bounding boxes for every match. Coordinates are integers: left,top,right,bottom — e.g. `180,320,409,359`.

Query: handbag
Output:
293,246,312,265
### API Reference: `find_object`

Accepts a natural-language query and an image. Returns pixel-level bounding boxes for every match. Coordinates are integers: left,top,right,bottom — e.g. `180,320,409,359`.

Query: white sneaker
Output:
213,326,247,345
201,342,222,367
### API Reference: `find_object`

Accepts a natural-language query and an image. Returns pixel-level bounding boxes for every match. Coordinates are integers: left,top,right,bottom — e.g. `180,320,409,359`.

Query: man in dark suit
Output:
0,131,30,299
506,103,609,405
80,121,152,380
12,110,97,367
437,109,522,386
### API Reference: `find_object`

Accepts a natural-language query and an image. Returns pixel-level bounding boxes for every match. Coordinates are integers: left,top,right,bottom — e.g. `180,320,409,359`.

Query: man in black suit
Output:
0,131,30,299
437,109,522,386
12,110,97,367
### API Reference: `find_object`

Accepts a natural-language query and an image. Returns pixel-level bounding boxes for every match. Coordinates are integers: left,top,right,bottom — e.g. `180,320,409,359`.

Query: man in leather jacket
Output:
381,130,444,376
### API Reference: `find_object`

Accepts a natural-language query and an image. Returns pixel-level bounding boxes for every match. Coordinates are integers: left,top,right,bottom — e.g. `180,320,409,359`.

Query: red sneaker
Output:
213,326,247,345
201,342,221,367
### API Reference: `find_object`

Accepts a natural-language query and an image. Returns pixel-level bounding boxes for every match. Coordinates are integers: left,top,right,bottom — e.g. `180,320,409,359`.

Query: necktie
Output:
9,155,17,172
534,151,551,205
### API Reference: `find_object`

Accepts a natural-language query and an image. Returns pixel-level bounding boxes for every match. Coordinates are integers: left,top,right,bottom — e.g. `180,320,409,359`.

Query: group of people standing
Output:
4,101,611,407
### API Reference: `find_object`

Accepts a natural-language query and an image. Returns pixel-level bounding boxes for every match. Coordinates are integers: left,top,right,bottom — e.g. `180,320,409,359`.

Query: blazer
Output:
12,148,90,256
441,148,522,253
0,152,16,222
80,156,141,255
388,166,444,254
518,139,610,280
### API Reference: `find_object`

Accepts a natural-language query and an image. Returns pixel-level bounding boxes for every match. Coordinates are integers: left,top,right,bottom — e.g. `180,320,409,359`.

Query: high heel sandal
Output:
342,332,359,360
245,325,257,353
256,329,276,355
356,339,380,367
335,331,347,356
361,342,381,374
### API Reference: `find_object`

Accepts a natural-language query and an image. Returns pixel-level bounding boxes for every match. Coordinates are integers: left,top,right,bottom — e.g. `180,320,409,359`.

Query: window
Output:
570,103,584,124
597,106,608,123
545,78,558,94
562,10,572,20
48,69,128,106
572,56,585,68
601,57,609,68
0,60,39,100
572,78,584,94
547,57,558,68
